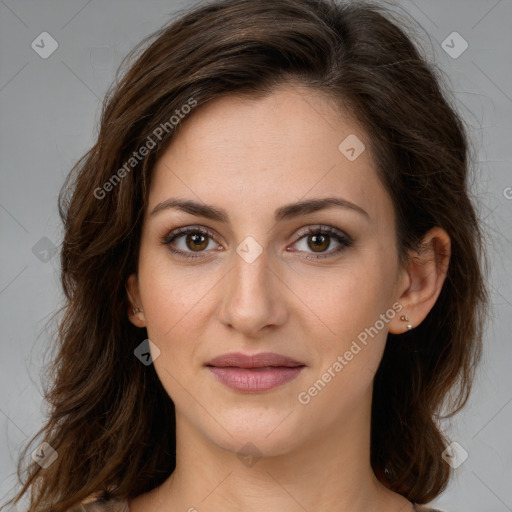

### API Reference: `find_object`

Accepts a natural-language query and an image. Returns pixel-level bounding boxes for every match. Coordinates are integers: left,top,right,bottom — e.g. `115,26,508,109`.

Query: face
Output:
127,84,407,457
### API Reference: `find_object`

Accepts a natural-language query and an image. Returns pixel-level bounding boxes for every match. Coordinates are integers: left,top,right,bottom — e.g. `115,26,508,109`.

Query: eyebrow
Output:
150,196,370,222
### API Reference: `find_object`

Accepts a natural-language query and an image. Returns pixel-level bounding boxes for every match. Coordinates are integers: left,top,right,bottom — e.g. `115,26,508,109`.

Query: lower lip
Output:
207,366,305,392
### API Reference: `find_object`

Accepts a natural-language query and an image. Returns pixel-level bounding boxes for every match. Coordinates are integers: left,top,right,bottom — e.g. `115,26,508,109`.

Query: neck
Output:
131,390,413,512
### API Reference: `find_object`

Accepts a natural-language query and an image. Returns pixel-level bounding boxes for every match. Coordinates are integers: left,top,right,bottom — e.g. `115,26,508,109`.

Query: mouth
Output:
205,352,306,392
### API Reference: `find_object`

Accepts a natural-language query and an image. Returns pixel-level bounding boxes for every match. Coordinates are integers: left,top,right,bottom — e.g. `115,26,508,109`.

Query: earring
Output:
400,315,413,330
133,307,142,314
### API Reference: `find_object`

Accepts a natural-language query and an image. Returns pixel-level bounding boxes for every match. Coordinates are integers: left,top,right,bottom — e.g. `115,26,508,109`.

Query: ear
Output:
388,227,451,334
126,273,146,328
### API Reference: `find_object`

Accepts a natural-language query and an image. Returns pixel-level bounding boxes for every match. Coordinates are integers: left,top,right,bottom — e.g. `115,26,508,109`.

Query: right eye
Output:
162,226,222,259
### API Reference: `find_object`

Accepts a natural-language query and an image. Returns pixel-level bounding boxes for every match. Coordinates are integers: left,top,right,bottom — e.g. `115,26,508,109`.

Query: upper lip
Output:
206,352,305,369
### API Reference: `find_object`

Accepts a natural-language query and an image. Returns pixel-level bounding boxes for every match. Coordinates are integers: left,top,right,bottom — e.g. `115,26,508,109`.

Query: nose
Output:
218,244,289,337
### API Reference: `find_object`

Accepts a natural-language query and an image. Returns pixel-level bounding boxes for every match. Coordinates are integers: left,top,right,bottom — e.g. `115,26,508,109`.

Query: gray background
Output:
0,1,511,511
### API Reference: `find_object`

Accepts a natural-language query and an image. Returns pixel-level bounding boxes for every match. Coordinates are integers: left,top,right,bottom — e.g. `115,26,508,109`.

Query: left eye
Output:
162,225,352,260
290,226,353,260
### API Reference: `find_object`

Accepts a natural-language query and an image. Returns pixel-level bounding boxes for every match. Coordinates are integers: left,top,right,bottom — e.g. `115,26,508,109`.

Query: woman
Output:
2,0,488,511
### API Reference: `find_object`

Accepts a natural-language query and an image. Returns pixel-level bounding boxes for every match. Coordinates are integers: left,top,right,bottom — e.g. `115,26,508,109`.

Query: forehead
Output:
147,85,393,229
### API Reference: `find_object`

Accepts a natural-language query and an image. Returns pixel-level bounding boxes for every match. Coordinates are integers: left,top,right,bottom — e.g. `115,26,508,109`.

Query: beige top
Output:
71,497,445,512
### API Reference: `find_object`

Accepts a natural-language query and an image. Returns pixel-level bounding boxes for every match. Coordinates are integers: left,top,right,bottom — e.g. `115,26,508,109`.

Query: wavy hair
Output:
2,0,489,510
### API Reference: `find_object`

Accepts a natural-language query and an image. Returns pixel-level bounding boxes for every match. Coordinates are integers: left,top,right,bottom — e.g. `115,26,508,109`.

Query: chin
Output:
200,408,307,458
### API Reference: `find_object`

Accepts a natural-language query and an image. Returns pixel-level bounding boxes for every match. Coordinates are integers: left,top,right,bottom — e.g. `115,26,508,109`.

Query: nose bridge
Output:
219,237,286,334
233,241,269,293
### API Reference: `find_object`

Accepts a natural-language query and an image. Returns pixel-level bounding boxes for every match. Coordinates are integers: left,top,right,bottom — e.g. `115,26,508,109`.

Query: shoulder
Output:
68,498,448,512
67,497,130,512
414,504,447,512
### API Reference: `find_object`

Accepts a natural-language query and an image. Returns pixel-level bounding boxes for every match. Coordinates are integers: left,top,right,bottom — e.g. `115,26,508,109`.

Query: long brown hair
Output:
2,0,489,510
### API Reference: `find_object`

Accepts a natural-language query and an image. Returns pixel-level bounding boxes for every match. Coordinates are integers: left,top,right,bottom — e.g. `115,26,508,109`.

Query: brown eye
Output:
162,226,220,259
186,232,209,251
307,233,330,252
291,226,353,260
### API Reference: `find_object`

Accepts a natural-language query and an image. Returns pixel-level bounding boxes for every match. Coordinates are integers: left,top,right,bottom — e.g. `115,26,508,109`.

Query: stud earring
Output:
400,314,413,330
133,307,142,315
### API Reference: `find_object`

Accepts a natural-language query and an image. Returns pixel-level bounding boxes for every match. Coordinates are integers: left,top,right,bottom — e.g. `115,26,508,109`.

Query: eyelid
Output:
163,225,218,243
293,224,352,243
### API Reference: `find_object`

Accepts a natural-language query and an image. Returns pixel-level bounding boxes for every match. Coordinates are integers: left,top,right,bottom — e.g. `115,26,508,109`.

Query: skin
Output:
126,84,451,512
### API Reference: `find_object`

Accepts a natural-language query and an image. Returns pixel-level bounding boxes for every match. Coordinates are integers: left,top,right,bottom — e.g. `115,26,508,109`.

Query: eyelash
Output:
161,225,353,261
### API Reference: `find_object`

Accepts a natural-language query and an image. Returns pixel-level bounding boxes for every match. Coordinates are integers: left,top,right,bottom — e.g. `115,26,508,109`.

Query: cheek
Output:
290,254,395,352
137,245,217,337
294,263,393,416
136,255,229,399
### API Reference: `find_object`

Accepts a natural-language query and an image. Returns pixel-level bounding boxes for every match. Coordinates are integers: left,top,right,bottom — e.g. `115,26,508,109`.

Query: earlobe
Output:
388,227,451,334
126,273,146,327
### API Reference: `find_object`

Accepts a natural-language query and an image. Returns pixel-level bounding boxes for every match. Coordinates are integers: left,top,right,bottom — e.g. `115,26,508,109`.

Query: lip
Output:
206,352,305,369
205,352,306,392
